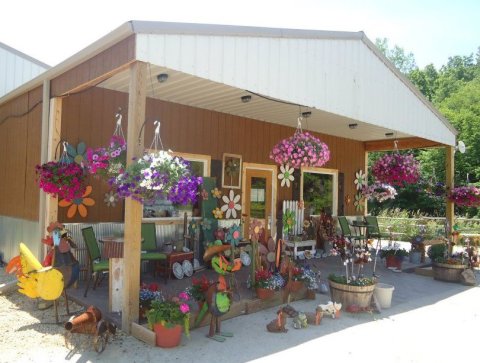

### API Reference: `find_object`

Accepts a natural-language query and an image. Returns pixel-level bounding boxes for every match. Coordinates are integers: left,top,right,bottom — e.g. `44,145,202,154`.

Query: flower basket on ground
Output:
110,151,202,204
329,235,376,309
254,269,285,299
371,152,420,186
428,242,468,282
379,243,409,269
35,160,86,200
447,185,480,207
269,120,330,169
186,275,212,308
146,292,191,348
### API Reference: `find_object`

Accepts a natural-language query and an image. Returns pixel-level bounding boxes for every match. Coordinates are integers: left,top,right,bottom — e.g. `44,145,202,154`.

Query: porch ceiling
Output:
98,65,410,143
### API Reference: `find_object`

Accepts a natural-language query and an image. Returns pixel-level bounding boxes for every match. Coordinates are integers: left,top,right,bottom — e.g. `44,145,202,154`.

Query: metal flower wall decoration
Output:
221,190,241,219
226,224,242,246
354,170,367,191
104,191,118,207
278,164,295,188
59,185,95,218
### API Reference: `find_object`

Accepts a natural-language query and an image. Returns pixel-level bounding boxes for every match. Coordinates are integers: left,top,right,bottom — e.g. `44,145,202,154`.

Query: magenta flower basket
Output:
371,153,420,186
35,161,87,200
447,185,480,207
269,132,330,169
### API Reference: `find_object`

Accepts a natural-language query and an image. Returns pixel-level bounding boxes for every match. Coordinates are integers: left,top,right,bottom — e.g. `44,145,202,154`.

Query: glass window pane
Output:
303,172,333,215
250,177,266,218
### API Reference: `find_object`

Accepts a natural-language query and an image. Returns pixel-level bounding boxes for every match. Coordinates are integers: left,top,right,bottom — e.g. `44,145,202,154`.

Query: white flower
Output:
221,190,241,219
354,170,367,190
278,164,295,188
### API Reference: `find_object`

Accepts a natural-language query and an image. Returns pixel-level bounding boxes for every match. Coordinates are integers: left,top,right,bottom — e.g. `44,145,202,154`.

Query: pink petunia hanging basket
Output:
371,153,420,187
269,131,330,169
447,185,480,207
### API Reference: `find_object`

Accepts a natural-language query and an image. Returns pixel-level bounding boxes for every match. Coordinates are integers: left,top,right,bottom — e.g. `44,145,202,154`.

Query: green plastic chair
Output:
141,223,168,280
364,215,387,277
338,216,354,239
81,226,109,297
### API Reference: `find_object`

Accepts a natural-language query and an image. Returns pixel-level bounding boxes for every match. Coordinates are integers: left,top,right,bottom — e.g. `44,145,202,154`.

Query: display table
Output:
156,251,194,281
285,240,316,260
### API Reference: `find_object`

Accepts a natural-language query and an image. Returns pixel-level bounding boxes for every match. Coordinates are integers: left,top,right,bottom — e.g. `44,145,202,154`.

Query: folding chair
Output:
364,215,387,276
141,223,168,282
81,227,109,297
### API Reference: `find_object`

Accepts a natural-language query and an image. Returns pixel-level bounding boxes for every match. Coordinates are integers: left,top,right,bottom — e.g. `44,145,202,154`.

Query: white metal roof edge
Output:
130,20,364,40
360,34,458,138
0,41,51,69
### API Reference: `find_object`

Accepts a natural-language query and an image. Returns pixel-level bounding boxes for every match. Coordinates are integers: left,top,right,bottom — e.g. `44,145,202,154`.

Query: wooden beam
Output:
364,137,443,152
445,145,455,252
41,96,61,247
122,61,147,333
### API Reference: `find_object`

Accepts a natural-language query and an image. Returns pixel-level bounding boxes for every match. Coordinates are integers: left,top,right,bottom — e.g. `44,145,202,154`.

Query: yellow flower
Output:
59,185,95,218
211,188,222,199
212,207,223,219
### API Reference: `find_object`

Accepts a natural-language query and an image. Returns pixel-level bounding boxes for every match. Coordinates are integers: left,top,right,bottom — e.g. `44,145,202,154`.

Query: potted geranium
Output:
371,152,420,186
110,151,202,205
447,185,480,207
328,235,376,309
380,243,409,270
254,269,285,299
186,275,212,309
146,291,191,348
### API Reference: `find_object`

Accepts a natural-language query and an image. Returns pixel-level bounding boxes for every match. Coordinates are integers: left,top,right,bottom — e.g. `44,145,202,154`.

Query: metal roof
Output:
0,20,457,146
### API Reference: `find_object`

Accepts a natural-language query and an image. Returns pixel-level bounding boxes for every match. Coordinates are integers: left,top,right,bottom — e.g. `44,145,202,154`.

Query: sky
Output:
1,0,479,69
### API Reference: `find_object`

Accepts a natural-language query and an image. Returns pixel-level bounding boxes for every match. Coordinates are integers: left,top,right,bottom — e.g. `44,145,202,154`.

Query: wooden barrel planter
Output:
329,280,376,309
432,262,466,282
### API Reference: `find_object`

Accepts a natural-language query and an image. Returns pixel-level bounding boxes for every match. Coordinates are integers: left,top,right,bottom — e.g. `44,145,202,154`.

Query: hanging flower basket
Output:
85,135,127,179
35,160,86,200
447,185,480,207
110,150,202,204
371,153,420,186
361,182,397,202
270,131,330,169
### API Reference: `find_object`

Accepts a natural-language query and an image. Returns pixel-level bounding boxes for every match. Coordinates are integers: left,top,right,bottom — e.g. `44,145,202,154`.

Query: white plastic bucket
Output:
374,283,395,308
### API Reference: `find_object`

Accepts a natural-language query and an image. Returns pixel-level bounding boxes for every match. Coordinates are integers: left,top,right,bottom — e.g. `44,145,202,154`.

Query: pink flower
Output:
178,291,189,301
179,303,190,314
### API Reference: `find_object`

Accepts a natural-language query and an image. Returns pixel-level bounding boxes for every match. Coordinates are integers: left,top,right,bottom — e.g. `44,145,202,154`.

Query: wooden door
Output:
243,168,274,241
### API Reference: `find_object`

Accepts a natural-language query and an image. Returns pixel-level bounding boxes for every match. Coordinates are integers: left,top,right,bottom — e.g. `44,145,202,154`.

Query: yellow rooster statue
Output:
6,242,64,301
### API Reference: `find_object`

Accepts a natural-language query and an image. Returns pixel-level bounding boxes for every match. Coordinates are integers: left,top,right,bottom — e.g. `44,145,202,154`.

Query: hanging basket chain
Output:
148,120,164,152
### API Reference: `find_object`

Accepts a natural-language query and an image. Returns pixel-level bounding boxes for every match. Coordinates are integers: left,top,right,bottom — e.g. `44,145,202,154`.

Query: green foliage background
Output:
372,39,480,217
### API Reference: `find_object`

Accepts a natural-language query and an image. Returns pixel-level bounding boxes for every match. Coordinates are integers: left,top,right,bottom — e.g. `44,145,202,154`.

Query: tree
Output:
375,38,417,74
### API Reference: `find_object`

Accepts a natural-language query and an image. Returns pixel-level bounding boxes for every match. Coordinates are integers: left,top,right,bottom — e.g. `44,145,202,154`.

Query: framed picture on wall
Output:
222,153,242,189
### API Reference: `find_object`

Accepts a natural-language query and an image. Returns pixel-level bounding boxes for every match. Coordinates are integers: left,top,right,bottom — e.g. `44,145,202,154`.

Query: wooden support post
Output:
122,61,147,333
445,146,455,253
364,151,369,215
40,96,61,248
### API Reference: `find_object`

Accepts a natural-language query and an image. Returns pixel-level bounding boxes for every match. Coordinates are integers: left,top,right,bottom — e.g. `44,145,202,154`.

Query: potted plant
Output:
329,235,376,309
139,283,163,319
110,151,202,205
35,160,86,200
380,244,409,270
254,269,284,299
289,265,306,292
447,185,480,207
428,242,468,282
186,275,212,309
371,152,420,186
85,135,126,178
146,291,191,348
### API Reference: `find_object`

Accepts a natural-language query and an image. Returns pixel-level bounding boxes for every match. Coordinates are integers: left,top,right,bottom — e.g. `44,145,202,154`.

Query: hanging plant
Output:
447,185,480,207
278,164,295,188
361,182,397,203
35,159,87,200
371,152,420,186
59,185,95,218
270,118,330,169
109,151,202,205
85,135,127,178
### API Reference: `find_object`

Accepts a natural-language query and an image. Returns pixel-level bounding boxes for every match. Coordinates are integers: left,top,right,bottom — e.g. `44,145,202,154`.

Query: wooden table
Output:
285,240,316,260
156,251,194,281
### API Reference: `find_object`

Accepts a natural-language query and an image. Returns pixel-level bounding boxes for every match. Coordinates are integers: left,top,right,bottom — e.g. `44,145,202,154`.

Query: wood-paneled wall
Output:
0,87,43,220
58,87,365,223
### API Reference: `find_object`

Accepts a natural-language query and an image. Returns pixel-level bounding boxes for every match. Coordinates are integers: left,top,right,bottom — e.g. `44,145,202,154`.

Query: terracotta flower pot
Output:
256,287,275,300
153,323,182,348
290,280,304,292
385,255,402,269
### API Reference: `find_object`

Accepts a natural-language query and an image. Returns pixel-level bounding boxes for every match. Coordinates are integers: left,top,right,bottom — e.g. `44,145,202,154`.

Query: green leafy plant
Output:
379,244,409,259
427,243,447,263
328,273,375,287
146,292,191,336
